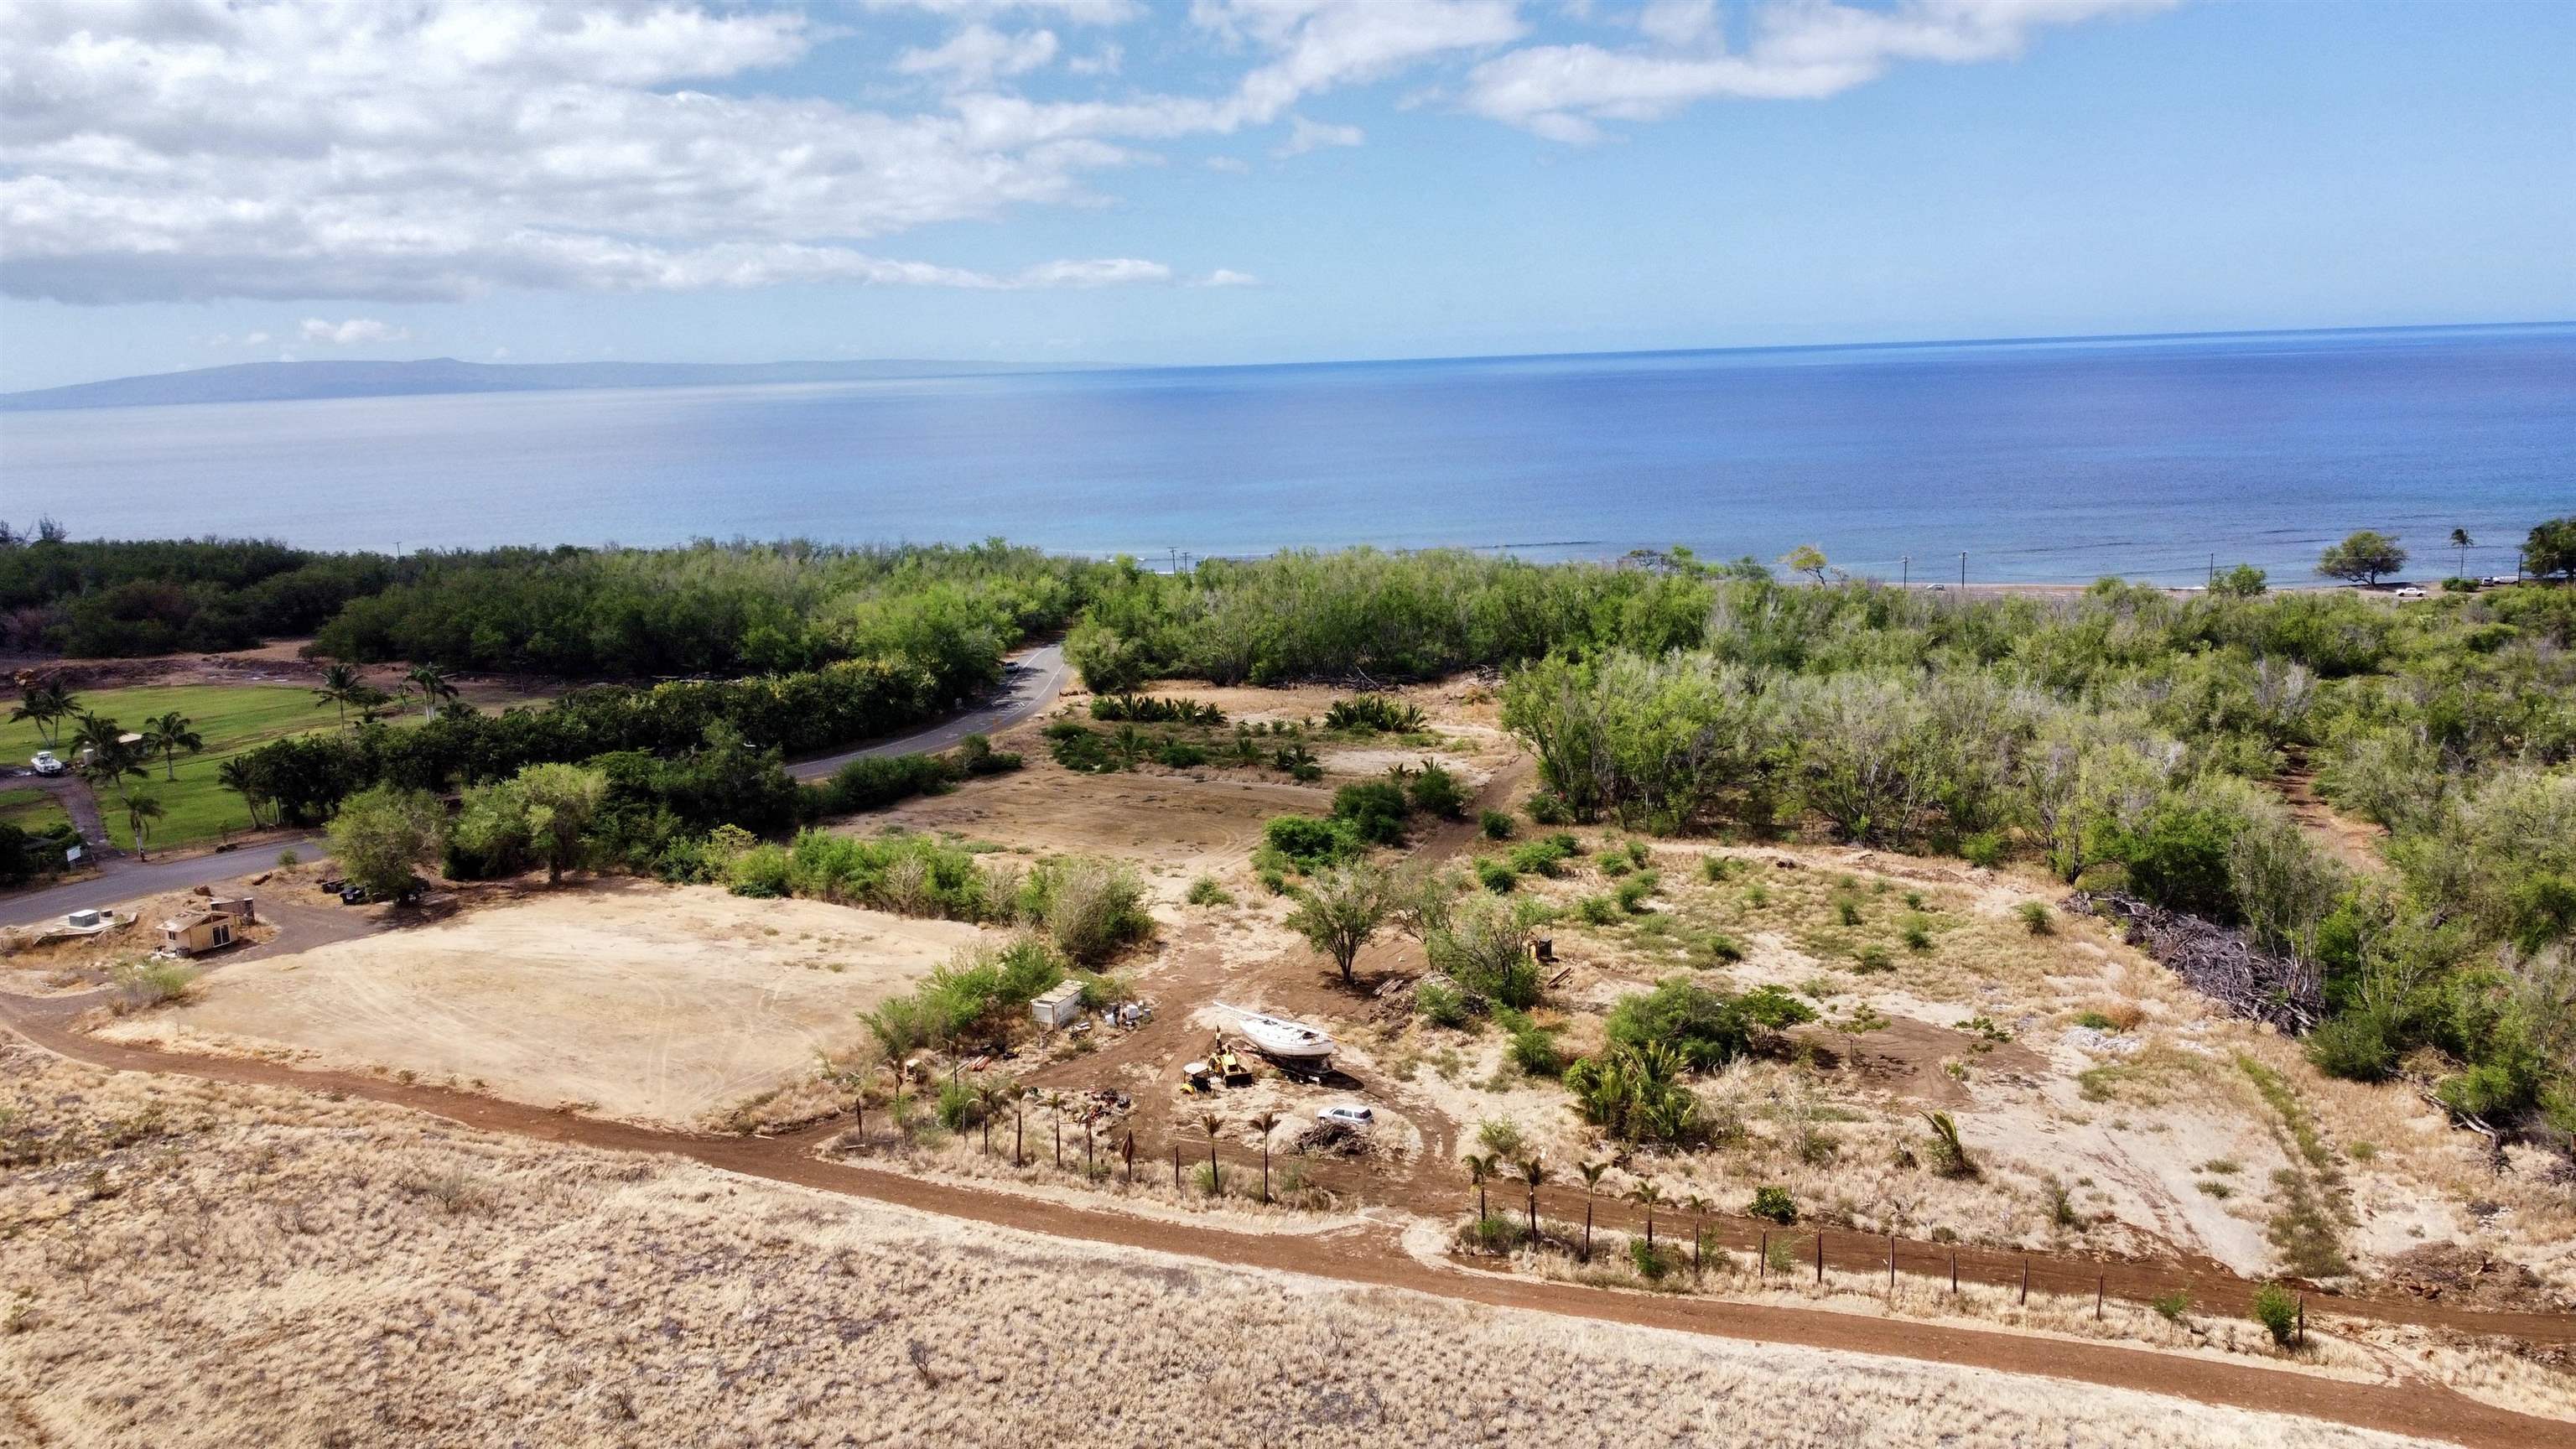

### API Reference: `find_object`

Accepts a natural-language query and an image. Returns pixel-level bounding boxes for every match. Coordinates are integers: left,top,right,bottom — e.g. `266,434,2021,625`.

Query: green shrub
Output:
1475,1118,1525,1157
2153,1291,2191,1322
2018,900,2054,935
1324,694,1426,734
2304,1010,2399,1082
1690,931,1747,965
277,848,300,868
1408,762,1469,819
1961,833,2007,869
1628,1238,1680,1282
1467,1213,1526,1254
2074,1010,2119,1031
1576,895,1618,926
1524,793,1571,826
1023,856,1151,963
1624,839,1650,868
1836,898,1862,927
1596,851,1632,878
2249,1284,2299,1347
1508,837,1576,876
1748,1186,1798,1224
937,1078,977,1131
1185,875,1234,907
1852,944,1893,974
1701,854,1740,883
1900,918,1933,951
1615,873,1657,912
1476,859,1517,893
1415,980,1474,1028
1479,809,1515,840
1331,780,1414,845
1264,813,1363,870
1154,739,1209,769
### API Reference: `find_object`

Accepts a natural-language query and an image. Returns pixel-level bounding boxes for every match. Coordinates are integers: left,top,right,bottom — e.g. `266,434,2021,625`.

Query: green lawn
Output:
0,786,74,837
1,683,342,850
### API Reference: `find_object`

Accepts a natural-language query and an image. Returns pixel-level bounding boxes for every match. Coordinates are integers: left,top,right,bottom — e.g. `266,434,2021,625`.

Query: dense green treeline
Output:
0,537,399,656
1065,547,1727,689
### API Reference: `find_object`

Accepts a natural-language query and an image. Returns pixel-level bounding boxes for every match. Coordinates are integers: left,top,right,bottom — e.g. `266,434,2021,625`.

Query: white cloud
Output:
1192,268,1260,287
897,24,1061,85
0,0,1189,304
1066,43,1125,75
299,317,411,345
1274,114,1365,156
1462,0,2178,140
856,0,1138,21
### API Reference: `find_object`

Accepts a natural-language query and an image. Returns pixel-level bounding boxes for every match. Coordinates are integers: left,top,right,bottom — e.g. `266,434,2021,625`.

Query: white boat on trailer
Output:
1216,1002,1337,1064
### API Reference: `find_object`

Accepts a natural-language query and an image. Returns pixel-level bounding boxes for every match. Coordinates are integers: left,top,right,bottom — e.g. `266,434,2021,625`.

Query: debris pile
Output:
2065,891,2321,1033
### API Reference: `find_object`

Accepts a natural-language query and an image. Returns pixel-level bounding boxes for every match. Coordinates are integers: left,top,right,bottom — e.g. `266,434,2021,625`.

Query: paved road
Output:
0,642,1070,929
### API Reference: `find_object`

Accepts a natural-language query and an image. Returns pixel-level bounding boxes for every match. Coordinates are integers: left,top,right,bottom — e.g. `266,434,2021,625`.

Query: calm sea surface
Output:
5,325,2570,584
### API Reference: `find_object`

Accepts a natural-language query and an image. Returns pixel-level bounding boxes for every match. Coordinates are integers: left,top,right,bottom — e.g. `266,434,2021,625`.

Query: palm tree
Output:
1199,1113,1225,1195
974,1081,1012,1156
124,794,164,861
1682,1194,1714,1277
312,663,366,726
141,711,203,781
403,662,460,721
1518,1156,1547,1240
69,714,143,808
1463,1152,1498,1223
216,759,272,829
8,681,75,751
1627,1179,1665,1249
1249,1111,1282,1202
1041,1091,1067,1168
2451,527,2474,581
1576,1160,1609,1260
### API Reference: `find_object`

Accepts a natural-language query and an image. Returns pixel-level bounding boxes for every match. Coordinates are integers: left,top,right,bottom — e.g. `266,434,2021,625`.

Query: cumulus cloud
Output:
0,0,1179,304
1192,268,1261,288
897,24,1062,85
299,317,412,345
1274,115,1366,156
1462,0,2179,141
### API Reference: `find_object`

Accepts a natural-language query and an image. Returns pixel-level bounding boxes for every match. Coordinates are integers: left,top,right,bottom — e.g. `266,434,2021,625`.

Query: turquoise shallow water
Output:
4,324,2569,584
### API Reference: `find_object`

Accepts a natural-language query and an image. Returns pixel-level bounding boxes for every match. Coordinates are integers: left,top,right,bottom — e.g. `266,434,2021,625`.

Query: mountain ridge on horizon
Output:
6,320,2564,413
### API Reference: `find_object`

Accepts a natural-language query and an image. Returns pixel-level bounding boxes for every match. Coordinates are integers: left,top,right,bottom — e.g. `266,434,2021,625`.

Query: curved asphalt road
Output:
0,642,1068,929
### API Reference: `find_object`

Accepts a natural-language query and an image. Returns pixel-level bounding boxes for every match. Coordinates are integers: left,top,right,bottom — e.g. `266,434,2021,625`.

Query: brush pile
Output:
2066,891,2321,1032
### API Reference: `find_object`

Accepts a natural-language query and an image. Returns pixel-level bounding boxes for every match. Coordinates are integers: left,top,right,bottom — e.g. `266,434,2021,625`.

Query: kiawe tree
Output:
325,784,445,900
1779,544,1831,585
2317,531,2407,586
1283,860,1396,989
2526,516,2576,582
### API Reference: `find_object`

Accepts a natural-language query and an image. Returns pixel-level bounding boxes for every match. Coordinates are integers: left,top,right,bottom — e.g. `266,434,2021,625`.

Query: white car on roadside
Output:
1317,1104,1374,1130
2392,586,2427,600
29,750,64,776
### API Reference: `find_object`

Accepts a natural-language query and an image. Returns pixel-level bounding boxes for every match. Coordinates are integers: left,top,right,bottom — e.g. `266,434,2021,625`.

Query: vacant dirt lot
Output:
0,1041,2444,1449
871,766,1331,881
91,880,985,1128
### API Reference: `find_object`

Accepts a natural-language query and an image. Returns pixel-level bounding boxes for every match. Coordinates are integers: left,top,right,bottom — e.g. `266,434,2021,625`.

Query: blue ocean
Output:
5,324,2569,584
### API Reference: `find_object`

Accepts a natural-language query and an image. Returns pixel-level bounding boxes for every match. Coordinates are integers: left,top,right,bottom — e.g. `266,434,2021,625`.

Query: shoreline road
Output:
0,641,1072,929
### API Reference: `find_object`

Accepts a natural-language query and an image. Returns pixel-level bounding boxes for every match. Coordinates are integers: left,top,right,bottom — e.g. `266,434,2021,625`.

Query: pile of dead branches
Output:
2066,891,2321,1033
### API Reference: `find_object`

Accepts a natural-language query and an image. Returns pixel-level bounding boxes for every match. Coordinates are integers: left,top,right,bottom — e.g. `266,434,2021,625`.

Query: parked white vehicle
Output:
29,750,64,776
1317,1104,1374,1129
2392,586,2427,600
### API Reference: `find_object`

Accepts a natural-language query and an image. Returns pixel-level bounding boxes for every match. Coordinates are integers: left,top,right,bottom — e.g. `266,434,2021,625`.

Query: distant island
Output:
0,356,1093,412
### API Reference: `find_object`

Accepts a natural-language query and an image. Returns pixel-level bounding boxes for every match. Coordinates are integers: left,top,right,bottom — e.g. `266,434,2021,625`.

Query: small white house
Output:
159,911,236,956
1030,981,1085,1030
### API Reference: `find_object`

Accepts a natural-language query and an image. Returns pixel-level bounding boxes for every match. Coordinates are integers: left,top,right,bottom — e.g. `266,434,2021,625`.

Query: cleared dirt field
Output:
870,765,1332,878
0,1041,2447,1449
91,880,985,1128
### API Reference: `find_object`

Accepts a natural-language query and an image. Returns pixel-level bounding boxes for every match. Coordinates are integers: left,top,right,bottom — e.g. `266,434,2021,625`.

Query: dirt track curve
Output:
5,997,2566,1449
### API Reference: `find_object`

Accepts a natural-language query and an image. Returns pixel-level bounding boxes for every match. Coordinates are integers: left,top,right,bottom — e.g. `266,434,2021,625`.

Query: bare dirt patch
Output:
870,763,1332,880
90,879,987,1128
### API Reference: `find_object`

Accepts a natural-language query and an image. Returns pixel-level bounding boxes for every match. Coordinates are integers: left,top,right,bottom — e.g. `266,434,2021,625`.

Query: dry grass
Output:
0,1041,2445,1449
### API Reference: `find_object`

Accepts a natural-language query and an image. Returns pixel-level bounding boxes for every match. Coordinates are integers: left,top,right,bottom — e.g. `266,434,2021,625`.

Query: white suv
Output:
1317,1104,1374,1129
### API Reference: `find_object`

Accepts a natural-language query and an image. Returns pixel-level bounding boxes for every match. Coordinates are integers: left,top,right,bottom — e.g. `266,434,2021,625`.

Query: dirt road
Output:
4,945,2567,1446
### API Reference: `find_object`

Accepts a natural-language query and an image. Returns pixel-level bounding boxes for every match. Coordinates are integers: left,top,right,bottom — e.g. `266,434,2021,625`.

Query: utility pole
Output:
2208,553,2215,588
1900,555,1909,589
1959,552,1967,589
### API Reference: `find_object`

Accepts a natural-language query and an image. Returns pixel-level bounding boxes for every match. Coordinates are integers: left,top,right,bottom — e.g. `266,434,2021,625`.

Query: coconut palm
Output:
1249,1111,1282,1202
312,663,366,726
1626,1178,1665,1249
1462,1152,1498,1223
216,759,272,829
141,711,203,781
124,794,164,861
1576,1160,1610,1260
1040,1091,1067,1168
974,1081,1012,1155
402,662,460,721
69,714,144,808
1518,1156,1547,1240
1199,1112,1225,1195
8,681,76,751
2450,527,2474,580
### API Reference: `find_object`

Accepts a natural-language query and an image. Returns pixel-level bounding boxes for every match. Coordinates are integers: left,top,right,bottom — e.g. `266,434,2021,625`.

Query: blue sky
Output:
3,1,2571,391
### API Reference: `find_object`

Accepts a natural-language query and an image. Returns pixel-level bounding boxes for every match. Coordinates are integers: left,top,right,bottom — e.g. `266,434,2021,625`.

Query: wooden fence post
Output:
2096,1275,2105,1321
2297,1296,2306,1348
1815,1230,1825,1285
1888,1232,1896,1291
2018,1259,2029,1306
1950,1250,1958,1295
1758,1230,1768,1278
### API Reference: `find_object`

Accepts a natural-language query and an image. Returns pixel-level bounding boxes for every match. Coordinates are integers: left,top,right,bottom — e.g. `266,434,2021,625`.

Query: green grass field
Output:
1,684,338,850
0,786,75,837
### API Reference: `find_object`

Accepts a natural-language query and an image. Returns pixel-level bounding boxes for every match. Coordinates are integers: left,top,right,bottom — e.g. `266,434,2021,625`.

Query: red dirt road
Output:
6,996,2568,1449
